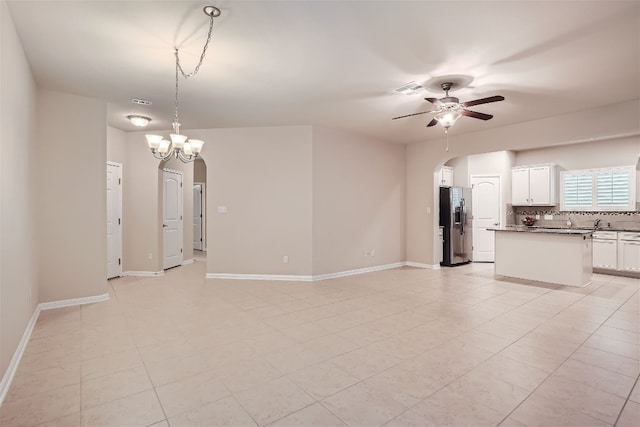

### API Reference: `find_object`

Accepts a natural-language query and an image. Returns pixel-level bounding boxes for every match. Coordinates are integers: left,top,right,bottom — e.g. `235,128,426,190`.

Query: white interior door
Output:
163,169,183,269
471,175,501,262
193,184,203,250
106,162,122,279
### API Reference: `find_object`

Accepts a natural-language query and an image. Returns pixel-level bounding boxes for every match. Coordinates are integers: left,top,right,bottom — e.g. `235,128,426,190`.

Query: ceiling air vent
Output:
131,98,152,106
394,81,424,95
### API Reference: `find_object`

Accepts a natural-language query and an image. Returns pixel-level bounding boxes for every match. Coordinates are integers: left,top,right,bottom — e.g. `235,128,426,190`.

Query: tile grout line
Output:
613,373,640,427
495,288,639,426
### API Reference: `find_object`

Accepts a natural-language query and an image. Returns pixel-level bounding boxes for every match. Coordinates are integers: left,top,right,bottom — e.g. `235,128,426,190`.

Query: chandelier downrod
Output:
145,5,221,163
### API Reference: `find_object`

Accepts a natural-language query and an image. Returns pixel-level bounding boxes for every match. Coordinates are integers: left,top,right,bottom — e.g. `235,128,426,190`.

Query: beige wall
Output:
122,132,162,272
312,127,406,275
36,90,108,302
195,126,314,276
107,126,127,165
407,100,640,267
0,1,39,380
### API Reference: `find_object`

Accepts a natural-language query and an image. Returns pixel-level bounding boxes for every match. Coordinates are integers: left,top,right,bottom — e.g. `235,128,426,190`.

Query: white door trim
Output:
107,162,122,278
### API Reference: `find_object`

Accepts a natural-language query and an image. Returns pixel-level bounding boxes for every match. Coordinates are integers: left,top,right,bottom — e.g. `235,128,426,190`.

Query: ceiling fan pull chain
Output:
445,129,450,152
175,6,219,80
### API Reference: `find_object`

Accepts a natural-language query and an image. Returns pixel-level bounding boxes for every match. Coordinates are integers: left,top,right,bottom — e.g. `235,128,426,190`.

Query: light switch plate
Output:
217,206,227,214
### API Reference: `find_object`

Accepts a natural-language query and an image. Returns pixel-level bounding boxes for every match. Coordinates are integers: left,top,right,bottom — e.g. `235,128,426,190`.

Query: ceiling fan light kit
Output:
392,75,505,150
144,5,221,163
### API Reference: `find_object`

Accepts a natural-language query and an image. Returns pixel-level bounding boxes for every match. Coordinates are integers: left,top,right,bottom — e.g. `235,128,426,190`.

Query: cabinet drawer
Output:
619,232,640,241
593,231,617,239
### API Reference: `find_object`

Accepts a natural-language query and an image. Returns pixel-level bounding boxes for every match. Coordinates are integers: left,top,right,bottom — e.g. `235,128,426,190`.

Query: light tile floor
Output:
1,257,639,427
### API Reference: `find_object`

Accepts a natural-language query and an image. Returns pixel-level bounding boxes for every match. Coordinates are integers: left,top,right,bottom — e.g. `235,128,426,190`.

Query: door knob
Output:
162,224,168,228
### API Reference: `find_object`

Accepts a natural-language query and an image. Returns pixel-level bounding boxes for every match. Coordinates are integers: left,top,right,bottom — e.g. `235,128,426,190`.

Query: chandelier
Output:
145,6,221,163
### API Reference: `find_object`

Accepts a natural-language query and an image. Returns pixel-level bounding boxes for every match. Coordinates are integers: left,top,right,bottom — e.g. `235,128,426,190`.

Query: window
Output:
560,166,636,211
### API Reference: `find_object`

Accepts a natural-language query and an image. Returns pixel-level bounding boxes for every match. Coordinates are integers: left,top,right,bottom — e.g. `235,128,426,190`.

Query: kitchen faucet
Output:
593,218,601,230
566,216,573,228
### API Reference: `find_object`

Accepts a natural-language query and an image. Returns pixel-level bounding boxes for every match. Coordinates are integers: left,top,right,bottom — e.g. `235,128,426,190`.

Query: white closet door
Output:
106,163,122,278
471,175,501,262
163,169,183,269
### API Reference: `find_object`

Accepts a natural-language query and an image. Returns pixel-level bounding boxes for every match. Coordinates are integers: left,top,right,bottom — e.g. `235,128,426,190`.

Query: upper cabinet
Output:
511,164,557,206
439,166,454,187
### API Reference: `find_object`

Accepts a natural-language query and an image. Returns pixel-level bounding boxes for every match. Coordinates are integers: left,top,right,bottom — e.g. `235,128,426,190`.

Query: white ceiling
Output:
6,0,640,144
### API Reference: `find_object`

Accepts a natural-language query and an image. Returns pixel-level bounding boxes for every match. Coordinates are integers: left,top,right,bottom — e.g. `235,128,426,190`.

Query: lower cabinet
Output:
592,231,640,273
618,234,640,272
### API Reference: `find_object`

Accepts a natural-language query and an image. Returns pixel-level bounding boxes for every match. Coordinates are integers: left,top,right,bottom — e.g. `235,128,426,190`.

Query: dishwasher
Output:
617,232,640,272
592,231,617,270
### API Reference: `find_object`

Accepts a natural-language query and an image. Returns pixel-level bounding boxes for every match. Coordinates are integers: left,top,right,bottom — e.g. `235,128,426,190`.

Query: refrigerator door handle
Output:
460,199,465,234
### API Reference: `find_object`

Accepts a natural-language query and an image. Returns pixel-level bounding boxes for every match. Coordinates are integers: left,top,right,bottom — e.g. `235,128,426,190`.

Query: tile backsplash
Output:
505,204,640,231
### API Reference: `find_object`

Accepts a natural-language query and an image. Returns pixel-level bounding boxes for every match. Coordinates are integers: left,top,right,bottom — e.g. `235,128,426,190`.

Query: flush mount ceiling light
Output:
145,5,222,163
127,115,152,127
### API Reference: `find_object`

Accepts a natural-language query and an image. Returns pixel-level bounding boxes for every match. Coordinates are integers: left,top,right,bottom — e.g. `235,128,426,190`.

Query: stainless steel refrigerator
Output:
439,186,473,266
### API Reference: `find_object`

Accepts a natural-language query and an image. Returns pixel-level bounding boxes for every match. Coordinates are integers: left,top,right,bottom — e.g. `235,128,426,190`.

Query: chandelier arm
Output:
152,150,175,162
177,151,197,163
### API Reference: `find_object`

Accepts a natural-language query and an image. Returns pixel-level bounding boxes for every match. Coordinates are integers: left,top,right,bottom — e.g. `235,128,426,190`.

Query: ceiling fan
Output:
392,82,505,130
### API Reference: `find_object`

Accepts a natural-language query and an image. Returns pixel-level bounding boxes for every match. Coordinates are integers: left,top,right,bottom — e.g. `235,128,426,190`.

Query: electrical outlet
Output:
148,253,153,260
283,255,289,263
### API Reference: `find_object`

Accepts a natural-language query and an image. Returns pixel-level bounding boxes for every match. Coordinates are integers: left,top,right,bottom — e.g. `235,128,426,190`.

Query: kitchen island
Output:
490,227,593,287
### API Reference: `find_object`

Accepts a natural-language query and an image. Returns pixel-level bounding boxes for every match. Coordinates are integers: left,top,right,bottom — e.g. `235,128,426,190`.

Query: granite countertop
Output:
490,226,593,235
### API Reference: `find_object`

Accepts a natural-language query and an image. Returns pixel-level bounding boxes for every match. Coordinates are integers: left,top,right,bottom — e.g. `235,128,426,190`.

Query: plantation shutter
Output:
596,169,631,208
562,172,593,209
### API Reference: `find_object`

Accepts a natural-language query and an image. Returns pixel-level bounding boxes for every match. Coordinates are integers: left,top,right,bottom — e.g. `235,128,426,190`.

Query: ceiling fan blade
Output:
392,111,429,120
461,109,494,120
462,95,505,107
424,97,440,105
426,118,438,127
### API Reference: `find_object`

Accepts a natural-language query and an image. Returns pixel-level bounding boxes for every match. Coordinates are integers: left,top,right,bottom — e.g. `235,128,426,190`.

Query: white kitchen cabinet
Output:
511,164,557,206
617,232,640,272
592,231,618,270
439,167,454,186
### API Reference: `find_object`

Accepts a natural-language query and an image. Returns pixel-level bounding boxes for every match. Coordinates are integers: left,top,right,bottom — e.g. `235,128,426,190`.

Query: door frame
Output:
107,161,123,278
194,182,206,251
162,168,184,270
470,174,502,262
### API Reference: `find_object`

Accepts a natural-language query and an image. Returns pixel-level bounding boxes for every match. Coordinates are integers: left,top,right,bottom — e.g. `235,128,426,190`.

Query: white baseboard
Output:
312,262,406,281
206,273,313,281
0,292,110,407
0,305,39,406
182,258,195,265
406,261,440,269
122,270,164,277
38,293,110,311
206,262,407,282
